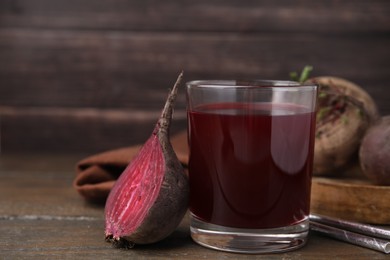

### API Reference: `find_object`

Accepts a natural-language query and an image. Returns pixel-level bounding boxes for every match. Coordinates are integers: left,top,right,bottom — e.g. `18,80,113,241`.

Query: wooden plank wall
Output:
0,0,389,153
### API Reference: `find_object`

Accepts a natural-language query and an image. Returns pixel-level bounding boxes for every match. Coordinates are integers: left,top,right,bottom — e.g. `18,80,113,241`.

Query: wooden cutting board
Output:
310,165,390,224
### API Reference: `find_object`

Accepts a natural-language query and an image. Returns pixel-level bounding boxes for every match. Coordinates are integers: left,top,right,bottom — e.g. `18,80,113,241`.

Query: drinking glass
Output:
186,80,318,253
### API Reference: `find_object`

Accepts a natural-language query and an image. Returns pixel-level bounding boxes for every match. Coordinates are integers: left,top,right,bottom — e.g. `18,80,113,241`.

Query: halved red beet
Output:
104,72,189,248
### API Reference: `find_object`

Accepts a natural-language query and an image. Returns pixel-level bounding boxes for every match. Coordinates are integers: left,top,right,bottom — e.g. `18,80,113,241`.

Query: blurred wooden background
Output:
0,0,389,153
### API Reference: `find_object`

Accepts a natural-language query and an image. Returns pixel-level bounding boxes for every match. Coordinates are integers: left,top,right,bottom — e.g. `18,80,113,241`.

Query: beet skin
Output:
359,116,390,185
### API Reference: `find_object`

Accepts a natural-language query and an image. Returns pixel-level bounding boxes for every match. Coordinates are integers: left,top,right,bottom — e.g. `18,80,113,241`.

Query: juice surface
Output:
188,102,316,229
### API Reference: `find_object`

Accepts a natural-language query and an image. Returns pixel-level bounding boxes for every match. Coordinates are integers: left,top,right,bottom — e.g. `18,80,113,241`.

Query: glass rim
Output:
186,80,317,91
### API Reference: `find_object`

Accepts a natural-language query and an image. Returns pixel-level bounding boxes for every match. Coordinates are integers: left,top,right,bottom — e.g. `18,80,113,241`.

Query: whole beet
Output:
359,116,390,185
306,76,378,176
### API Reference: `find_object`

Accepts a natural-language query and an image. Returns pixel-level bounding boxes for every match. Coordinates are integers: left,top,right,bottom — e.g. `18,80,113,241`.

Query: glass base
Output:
190,215,309,254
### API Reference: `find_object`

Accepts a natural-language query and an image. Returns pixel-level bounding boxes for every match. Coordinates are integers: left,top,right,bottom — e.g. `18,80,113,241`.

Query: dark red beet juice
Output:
188,102,316,229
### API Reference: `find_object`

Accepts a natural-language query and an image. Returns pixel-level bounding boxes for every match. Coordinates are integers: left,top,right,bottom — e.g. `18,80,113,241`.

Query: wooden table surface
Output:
0,153,388,260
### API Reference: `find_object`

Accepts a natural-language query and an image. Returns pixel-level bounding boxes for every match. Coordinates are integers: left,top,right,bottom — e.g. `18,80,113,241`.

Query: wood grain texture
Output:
0,0,389,33
0,29,388,110
0,154,388,259
0,107,187,153
0,0,389,152
311,177,390,224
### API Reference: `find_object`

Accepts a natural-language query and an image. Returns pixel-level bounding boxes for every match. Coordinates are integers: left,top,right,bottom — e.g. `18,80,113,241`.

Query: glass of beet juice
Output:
186,80,318,254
